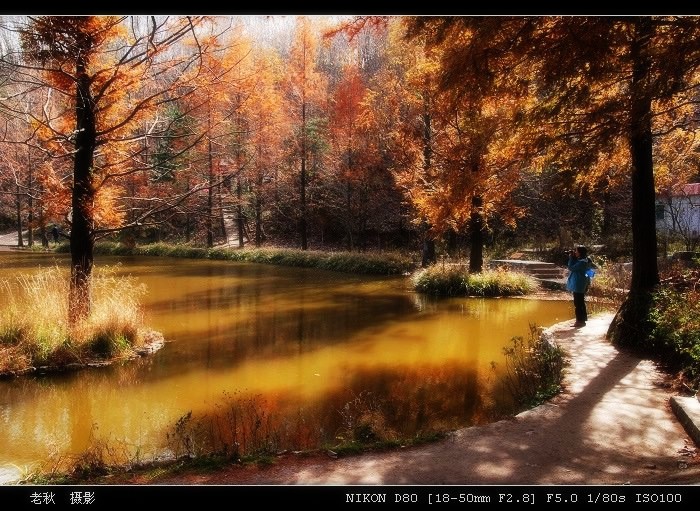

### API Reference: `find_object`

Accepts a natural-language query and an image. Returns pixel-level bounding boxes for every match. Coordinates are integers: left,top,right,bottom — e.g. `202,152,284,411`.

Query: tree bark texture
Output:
69,58,96,324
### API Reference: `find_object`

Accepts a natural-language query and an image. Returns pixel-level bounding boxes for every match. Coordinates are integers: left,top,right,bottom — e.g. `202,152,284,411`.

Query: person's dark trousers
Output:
573,292,587,322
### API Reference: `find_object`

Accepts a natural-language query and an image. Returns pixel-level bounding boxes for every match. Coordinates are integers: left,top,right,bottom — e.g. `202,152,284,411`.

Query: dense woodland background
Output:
3,16,694,256
1,16,700,327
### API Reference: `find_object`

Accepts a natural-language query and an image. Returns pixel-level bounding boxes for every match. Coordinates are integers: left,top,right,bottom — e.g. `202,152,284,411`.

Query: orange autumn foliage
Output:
20,15,207,233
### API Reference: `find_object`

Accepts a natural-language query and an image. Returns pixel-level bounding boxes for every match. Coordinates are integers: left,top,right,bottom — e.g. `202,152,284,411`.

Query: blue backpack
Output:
584,267,595,291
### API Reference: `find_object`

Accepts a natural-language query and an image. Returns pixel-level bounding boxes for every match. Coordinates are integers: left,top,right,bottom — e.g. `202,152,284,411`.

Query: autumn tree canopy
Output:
2,15,700,346
404,15,700,343
2,15,208,321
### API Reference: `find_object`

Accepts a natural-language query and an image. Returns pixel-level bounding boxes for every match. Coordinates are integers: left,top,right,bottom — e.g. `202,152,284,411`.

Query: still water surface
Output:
0,252,572,478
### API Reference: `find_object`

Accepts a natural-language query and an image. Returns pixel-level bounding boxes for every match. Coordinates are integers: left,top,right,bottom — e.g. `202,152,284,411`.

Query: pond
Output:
0,251,572,481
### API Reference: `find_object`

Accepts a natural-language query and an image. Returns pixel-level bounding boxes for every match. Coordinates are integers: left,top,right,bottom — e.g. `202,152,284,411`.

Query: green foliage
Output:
89,333,133,358
0,324,24,346
412,264,538,297
609,266,700,390
213,247,415,275
599,231,633,262
54,241,71,253
649,282,700,389
150,104,194,183
304,115,329,158
467,269,538,297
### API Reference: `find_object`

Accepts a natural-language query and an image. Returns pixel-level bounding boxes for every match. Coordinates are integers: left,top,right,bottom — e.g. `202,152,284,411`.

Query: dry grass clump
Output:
0,265,151,375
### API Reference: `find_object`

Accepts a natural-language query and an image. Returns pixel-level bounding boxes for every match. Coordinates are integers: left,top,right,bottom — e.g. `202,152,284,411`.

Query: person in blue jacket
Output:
566,245,593,327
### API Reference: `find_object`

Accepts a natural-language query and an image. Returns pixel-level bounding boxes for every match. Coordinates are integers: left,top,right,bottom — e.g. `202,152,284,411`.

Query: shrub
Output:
412,264,467,296
501,324,568,410
649,281,700,389
412,264,537,297
586,255,631,307
466,268,537,296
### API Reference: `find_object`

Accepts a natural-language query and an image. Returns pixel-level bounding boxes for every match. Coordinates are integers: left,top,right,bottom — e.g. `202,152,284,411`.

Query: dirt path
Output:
0,231,18,251
121,313,699,486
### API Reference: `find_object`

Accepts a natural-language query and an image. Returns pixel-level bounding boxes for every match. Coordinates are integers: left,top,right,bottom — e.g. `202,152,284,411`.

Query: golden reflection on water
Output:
0,253,572,472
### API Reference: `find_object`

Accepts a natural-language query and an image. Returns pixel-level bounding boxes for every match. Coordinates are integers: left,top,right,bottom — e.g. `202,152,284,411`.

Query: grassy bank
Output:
412,264,539,297
0,266,159,376
55,241,417,276
76,241,538,296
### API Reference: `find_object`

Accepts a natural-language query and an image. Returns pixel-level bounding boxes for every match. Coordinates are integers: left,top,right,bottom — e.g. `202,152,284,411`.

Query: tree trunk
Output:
608,18,659,347
446,228,458,257
627,20,659,294
237,178,245,248
255,172,264,247
27,153,34,247
37,181,48,248
217,181,226,242
15,182,23,248
420,95,435,268
469,195,485,273
345,179,353,251
421,239,436,267
39,195,48,248
300,101,308,250
185,175,192,243
359,220,367,252
421,219,436,267
69,60,97,324
601,178,614,240
206,114,214,248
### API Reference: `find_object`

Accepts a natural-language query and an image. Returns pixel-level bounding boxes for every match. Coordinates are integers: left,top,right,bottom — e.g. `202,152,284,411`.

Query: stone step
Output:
529,266,564,272
489,259,567,282
538,278,568,291
530,270,566,278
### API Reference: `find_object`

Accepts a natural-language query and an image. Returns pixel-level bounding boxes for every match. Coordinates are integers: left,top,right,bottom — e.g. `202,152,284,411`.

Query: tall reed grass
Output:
0,265,150,375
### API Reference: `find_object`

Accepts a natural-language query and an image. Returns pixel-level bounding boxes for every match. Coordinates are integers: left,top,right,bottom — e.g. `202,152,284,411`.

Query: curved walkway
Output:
147,313,700,485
